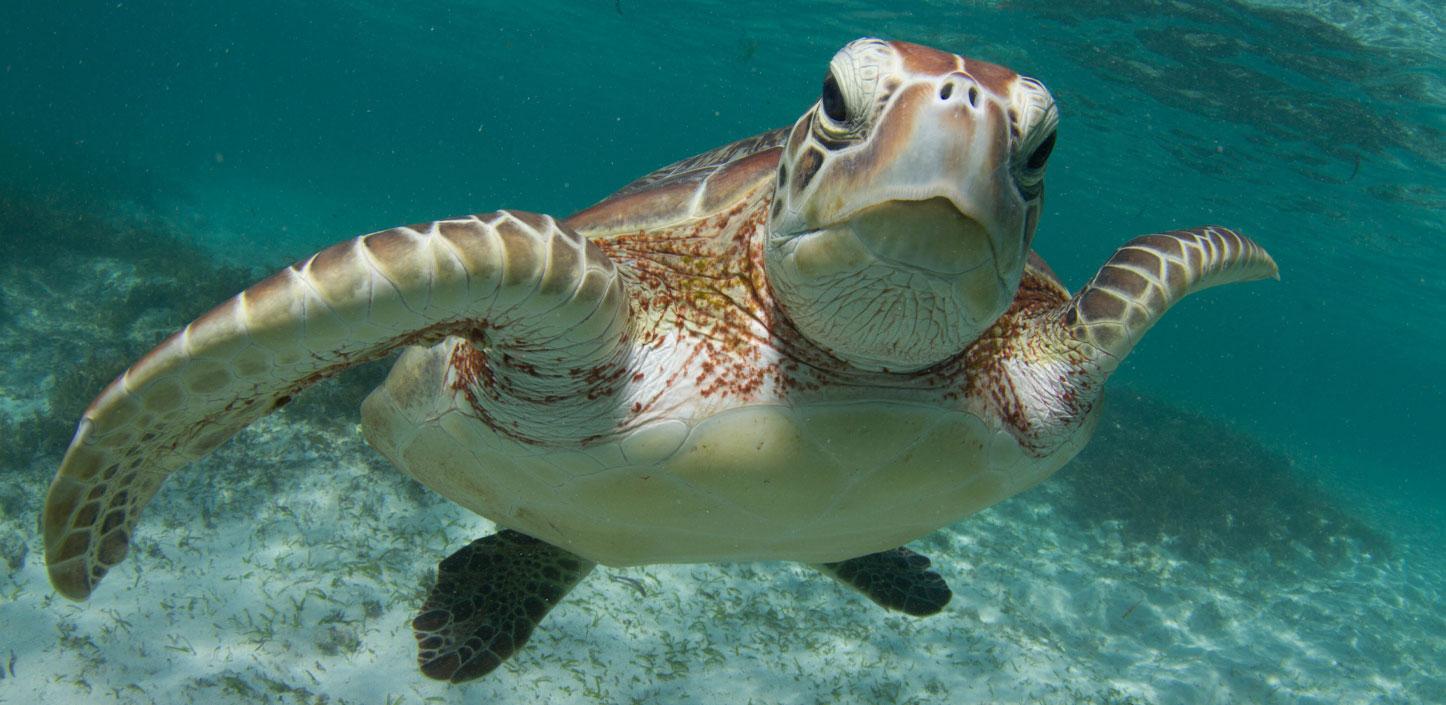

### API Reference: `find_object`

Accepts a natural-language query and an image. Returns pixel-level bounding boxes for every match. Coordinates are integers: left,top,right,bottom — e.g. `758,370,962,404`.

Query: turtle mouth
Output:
844,197,995,277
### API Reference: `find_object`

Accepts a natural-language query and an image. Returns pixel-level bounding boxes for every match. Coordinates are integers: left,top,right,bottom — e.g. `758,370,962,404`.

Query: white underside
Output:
360,344,1084,566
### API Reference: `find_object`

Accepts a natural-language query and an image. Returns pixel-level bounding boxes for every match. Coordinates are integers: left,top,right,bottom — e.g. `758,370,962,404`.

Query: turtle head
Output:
765,38,1058,372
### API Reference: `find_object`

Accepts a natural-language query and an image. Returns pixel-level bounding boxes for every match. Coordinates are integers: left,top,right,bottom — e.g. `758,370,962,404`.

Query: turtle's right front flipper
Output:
414,530,595,683
1063,226,1278,376
42,212,630,601
1015,227,1276,451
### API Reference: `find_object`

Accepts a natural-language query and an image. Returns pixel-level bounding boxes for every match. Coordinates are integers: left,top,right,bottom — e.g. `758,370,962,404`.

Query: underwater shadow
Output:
1053,387,1392,575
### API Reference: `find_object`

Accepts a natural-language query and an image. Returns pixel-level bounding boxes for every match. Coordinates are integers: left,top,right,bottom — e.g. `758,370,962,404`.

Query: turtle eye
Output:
1025,131,1056,171
821,73,847,124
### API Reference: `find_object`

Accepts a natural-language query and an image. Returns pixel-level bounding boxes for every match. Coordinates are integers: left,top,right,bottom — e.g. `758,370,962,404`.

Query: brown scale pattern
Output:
590,182,1089,455
594,185,850,413
447,329,633,446
951,266,1089,449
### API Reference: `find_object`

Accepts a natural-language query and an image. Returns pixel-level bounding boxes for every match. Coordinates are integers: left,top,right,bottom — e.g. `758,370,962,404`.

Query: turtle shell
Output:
565,128,789,238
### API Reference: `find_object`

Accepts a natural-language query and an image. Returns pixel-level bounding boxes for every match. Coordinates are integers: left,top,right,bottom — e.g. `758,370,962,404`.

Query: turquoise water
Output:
1,1,1442,703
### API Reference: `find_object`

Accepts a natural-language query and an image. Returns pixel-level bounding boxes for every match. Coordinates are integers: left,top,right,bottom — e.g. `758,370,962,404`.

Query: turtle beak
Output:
843,197,994,277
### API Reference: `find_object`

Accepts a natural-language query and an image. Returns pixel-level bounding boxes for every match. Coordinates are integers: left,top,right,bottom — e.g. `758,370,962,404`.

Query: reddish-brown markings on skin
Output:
452,346,622,444
448,340,508,439
580,227,1085,452
580,351,632,403
594,182,1015,420
596,186,804,409
450,321,633,445
960,296,1032,430
948,265,1087,449
450,340,560,445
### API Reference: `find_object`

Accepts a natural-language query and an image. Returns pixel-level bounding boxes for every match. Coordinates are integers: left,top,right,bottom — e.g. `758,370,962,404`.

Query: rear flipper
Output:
815,547,952,617
413,530,595,683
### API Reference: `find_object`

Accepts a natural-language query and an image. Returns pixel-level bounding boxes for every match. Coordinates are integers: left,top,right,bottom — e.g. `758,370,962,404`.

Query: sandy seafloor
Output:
0,197,1440,704
1,409,1441,705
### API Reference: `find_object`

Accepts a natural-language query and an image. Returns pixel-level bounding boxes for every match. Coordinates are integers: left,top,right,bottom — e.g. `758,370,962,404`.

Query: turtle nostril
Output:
967,86,979,107
939,83,954,101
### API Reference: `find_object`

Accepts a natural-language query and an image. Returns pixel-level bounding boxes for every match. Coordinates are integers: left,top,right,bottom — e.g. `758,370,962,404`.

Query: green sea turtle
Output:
42,38,1277,682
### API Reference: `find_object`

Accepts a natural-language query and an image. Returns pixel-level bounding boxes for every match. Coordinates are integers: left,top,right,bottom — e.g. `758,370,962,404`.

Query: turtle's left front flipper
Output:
1064,226,1278,376
414,530,595,683
815,547,952,617
42,211,630,601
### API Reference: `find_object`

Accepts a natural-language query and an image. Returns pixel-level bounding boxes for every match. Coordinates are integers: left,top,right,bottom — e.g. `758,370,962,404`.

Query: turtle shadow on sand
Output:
1053,388,1392,575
